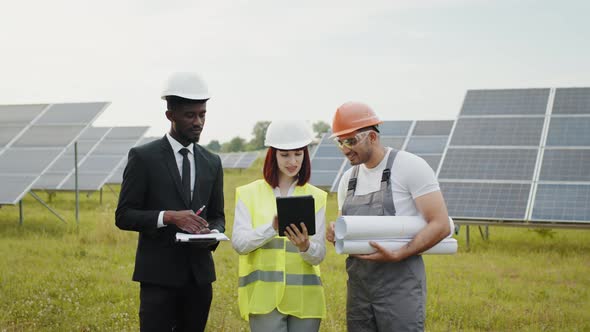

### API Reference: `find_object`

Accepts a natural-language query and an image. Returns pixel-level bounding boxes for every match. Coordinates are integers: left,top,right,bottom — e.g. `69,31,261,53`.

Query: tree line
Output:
205,121,330,153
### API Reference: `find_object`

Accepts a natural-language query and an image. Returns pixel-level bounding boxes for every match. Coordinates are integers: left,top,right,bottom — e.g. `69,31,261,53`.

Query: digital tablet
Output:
276,195,316,236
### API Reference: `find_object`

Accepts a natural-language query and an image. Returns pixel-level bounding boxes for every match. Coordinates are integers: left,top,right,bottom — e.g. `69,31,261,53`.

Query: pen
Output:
195,205,206,216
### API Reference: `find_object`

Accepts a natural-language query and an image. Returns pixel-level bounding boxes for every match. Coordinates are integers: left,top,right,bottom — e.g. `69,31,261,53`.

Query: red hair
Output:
263,146,311,188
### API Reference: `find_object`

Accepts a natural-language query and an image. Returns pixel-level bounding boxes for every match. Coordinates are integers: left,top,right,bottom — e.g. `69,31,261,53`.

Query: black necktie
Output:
179,148,191,203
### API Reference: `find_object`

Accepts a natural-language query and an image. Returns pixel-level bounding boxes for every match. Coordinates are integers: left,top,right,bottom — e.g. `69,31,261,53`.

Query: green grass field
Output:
1,161,589,331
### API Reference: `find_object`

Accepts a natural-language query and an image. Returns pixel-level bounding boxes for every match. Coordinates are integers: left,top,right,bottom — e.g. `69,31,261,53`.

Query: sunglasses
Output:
334,131,372,149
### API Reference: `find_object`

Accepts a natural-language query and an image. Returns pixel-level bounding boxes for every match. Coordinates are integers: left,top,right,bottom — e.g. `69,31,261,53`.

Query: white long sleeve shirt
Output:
232,181,326,266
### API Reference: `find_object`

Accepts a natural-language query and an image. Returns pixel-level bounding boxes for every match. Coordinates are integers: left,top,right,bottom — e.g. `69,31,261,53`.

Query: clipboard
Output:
276,195,315,236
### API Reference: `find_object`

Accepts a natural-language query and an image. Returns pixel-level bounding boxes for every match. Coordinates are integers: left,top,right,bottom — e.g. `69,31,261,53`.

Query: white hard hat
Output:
161,72,210,100
265,120,313,150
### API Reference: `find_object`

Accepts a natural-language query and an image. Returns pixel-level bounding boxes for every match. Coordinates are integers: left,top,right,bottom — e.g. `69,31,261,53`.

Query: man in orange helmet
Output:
326,101,451,331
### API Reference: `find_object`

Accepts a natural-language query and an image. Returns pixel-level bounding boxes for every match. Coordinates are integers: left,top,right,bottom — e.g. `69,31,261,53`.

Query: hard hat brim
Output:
161,93,211,101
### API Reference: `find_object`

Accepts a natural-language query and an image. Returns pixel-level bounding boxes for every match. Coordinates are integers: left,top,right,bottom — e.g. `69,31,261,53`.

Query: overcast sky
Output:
1,0,588,144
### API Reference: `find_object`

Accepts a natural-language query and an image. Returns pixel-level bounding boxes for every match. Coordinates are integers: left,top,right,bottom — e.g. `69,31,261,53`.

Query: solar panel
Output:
439,87,590,224
552,88,590,114
34,127,111,191
0,102,108,204
405,137,448,154
56,126,149,191
440,182,531,220
0,104,47,124
450,118,544,146
439,148,538,181
11,125,87,147
106,136,160,184
545,117,590,146
219,152,259,169
460,89,549,115
234,152,259,168
379,121,413,136
531,184,590,222
538,150,590,181
0,126,25,147
412,120,454,136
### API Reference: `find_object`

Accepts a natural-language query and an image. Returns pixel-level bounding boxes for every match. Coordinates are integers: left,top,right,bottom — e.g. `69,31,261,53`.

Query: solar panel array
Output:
0,103,108,204
106,136,159,184
35,127,149,191
219,152,260,169
439,87,590,223
310,120,454,192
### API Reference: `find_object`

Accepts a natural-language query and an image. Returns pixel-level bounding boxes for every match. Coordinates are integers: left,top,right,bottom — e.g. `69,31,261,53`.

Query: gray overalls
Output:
343,149,426,332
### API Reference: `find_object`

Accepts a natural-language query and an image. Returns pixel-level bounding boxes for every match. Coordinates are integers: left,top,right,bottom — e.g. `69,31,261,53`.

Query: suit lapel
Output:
160,138,191,208
191,145,204,209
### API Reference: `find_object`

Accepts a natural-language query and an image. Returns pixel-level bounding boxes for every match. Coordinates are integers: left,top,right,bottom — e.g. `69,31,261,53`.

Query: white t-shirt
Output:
337,149,440,216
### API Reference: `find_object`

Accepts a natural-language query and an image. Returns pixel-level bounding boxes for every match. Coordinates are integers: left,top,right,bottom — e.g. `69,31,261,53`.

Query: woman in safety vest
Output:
232,119,327,332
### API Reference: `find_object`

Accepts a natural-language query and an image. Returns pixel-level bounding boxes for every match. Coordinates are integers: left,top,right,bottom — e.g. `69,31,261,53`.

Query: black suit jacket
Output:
115,136,225,287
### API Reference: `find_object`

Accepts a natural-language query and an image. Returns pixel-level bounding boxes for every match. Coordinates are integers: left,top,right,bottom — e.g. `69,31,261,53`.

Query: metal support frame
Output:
19,200,23,225
456,219,590,249
74,142,79,225
29,191,67,224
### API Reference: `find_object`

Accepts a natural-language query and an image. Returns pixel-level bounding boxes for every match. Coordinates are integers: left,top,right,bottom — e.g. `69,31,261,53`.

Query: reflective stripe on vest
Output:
235,179,327,320
239,270,323,287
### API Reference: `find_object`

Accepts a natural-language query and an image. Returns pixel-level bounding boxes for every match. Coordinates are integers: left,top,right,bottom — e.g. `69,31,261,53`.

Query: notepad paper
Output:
175,232,230,242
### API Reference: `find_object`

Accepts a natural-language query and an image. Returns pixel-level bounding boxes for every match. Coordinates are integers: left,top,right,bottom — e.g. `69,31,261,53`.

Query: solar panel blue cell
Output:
539,149,590,181
438,148,538,181
405,137,448,154
440,182,531,220
0,126,24,147
0,149,62,174
381,137,406,150
310,171,339,187
0,104,47,124
552,88,590,114
545,117,590,146
60,173,111,191
106,127,150,139
79,156,122,173
314,145,343,158
461,89,549,115
412,121,454,136
92,140,136,155
12,125,86,147
450,118,544,146
378,121,412,136
311,158,345,171
532,184,590,222
0,175,38,204
36,103,107,124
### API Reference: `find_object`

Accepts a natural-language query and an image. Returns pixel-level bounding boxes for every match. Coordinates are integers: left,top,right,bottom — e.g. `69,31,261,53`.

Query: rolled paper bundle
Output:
335,238,458,255
335,216,455,240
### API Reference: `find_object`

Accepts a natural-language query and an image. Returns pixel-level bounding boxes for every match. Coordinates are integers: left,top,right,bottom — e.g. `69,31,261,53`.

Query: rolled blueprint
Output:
335,215,455,240
335,238,458,255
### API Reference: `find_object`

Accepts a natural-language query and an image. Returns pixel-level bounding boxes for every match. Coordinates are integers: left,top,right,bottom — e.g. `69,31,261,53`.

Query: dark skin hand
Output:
272,216,310,252
163,210,210,234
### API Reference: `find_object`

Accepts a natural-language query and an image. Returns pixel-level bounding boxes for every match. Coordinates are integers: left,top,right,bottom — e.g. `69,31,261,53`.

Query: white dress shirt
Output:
157,134,195,228
232,181,327,266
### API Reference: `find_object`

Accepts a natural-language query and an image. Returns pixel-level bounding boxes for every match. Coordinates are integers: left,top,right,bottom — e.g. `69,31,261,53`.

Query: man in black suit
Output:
116,72,225,332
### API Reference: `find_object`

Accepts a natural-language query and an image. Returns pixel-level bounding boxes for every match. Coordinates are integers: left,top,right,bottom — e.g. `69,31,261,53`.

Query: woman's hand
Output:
285,222,310,252
272,215,278,231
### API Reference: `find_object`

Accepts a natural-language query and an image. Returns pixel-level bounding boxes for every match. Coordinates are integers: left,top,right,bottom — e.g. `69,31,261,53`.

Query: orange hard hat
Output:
330,101,383,138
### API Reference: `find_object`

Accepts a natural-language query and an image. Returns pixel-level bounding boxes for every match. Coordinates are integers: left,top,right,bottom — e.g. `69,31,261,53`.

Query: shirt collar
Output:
166,133,194,155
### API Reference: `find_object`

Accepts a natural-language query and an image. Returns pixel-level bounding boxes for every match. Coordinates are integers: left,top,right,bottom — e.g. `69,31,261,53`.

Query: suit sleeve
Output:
206,154,225,234
115,148,160,232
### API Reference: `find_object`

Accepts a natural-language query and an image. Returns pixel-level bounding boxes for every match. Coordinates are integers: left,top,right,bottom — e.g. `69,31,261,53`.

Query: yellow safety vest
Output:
236,179,327,321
